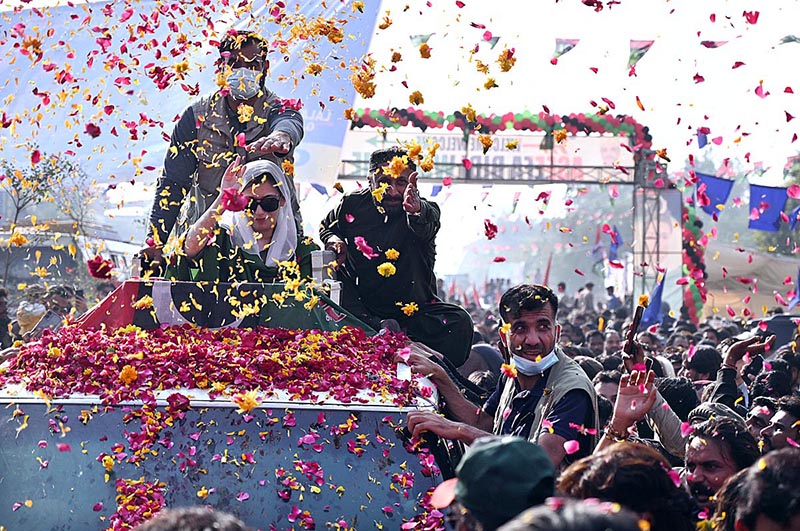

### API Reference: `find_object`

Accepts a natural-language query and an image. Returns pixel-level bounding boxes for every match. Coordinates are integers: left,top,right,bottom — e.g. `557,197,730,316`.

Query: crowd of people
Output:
1,28,799,531
403,279,800,531
0,282,117,349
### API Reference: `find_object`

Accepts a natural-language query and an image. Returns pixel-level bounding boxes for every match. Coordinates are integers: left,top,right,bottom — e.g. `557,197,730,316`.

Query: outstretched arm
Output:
403,351,495,432
319,201,348,267
708,334,776,408
403,172,440,241
146,107,200,247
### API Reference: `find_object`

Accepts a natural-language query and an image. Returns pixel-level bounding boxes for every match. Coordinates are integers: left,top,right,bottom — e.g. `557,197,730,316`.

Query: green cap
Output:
430,436,555,529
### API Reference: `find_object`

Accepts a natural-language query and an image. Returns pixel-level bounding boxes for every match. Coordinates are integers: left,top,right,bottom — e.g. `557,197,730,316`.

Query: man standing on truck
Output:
140,30,304,274
405,284,599,468
319,147,473,367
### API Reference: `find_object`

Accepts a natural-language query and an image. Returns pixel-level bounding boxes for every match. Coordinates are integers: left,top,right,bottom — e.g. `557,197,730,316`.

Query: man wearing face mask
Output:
405,284,599,468
140,30,304,275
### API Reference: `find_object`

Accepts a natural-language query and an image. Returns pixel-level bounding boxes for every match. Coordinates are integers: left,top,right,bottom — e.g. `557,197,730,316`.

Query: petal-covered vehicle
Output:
0,280,454,531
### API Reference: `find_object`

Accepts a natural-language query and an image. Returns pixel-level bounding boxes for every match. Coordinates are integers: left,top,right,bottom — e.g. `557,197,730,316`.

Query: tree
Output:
49,160,101,251
753,158,800,256
0,150,90,285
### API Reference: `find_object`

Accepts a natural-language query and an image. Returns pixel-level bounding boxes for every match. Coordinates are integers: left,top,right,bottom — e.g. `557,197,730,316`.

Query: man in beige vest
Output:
405,284,599,468
140,30,304,274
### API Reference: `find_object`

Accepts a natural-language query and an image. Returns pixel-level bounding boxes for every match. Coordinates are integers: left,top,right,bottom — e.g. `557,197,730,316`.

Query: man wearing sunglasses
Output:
141,30,304,276
168,158,318,283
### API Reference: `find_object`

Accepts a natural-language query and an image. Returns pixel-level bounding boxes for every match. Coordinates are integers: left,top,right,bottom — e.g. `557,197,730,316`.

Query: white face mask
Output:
226,68,262,100
511,350,558,376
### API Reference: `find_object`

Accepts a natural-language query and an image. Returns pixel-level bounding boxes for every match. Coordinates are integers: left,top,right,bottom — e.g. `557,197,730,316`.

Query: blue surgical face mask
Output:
511,350,558,376
227,67,262,100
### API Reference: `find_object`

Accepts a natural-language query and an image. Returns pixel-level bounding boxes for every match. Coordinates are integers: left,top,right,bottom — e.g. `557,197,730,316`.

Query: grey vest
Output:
492,347,600,449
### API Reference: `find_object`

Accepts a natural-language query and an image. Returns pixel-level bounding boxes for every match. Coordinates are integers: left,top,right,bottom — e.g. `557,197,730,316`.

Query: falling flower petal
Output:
563,440,580,455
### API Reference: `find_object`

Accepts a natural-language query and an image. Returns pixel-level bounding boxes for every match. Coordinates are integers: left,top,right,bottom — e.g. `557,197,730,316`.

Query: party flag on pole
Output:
788,204,800,231
310,183,328,196
748,184,788,232
788,268,800,311
628,40,655,72
639,272,666,331
608,225,622,261
696,172,734,216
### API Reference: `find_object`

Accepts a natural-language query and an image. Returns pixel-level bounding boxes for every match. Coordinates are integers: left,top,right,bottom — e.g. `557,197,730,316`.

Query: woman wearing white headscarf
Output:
167,157,318,282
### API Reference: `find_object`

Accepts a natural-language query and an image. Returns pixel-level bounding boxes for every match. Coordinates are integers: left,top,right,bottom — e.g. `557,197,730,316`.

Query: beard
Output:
376,198,404,215
689,481,715,503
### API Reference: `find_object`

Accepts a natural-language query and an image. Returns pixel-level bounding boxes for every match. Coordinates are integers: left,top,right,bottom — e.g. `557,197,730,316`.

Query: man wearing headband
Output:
319,147,473,367
405,284,599,468
168,158,317,282
141,30,304,275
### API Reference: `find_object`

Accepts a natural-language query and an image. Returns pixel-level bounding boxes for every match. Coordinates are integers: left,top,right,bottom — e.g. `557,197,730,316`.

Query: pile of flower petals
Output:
0,324,416,407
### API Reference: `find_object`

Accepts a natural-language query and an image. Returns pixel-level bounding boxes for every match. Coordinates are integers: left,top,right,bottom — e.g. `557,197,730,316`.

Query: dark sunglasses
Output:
246,195,280,213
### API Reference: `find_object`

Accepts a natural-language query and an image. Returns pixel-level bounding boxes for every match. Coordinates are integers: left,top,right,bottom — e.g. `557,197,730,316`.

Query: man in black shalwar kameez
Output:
319,147,473,367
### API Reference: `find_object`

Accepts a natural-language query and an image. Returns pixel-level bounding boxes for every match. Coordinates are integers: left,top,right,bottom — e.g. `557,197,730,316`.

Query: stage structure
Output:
339,108,681,302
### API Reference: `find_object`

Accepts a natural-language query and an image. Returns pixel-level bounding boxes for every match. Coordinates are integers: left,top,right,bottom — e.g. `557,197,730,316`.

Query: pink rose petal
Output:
563,440,580,455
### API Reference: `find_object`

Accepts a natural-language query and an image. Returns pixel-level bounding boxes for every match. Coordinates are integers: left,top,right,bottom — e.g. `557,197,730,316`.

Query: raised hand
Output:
220,155,245,193
137,246,164,275
324,240,347,269
721,334,776,369
621,334,647,373
402,171,421,214
610,370,658,433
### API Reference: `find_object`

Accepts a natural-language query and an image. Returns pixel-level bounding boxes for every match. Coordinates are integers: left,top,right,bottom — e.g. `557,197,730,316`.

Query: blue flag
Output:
310,183,328,196
696,173,734,216
748,184,788,232
789,268,800,311
639,272,666,331
788,204,800,232
609,225,622,261
697,129,708,148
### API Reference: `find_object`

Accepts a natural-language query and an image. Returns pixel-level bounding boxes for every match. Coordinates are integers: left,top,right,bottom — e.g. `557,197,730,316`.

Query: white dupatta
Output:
218,160,297,267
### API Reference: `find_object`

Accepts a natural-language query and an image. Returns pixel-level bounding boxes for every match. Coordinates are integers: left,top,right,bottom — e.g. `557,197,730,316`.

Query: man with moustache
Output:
759,395,800,454
403,284,599,468
603,329,622,356
745,397,777,442
319,147,473,367
684,416,759,513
